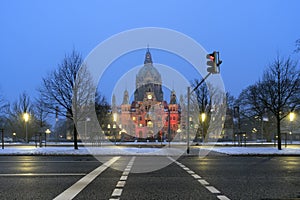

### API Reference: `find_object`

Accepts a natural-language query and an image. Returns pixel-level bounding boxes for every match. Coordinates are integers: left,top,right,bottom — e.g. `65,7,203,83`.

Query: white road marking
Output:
116,181,126,188
192,174,201,179
110,156,136,199
206,186,220,193
217,195,231,200
53,156,120,200
111,188,123,196
168,157,231,200
123,171,129,175
198,179,209,185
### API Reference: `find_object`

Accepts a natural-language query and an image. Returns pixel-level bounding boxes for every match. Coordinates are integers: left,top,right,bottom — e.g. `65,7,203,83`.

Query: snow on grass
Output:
0,145,300,156
208,146,300,155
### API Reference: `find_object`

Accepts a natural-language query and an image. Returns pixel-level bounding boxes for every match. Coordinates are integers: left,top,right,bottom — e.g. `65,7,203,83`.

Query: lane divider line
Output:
217,195,231,200
109,156,136,200
53,156,120,200
168,157,231,200
206,186,220,193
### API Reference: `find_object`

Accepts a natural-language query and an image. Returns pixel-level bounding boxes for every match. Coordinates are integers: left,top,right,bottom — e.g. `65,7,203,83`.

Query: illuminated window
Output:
147,121,153,127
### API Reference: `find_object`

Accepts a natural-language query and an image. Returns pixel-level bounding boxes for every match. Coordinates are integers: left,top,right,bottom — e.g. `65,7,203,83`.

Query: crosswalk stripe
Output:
53,156,120,200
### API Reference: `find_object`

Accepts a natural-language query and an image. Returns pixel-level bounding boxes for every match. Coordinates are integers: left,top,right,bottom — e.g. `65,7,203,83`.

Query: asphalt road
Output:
0,155,299,200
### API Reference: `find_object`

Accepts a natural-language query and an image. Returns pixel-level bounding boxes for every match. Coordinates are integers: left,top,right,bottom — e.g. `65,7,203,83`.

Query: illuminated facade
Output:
115,49,181,140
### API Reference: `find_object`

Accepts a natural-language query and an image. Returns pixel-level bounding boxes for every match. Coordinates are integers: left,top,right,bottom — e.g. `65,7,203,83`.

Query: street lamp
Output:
201,113,206,143
45,128,51,147
23,113,29,143
85,117,91,141
289,112,295,122
12,132,17,142
289,112,295,144
177,128,182,141
112,113,118,144
113,123,117,144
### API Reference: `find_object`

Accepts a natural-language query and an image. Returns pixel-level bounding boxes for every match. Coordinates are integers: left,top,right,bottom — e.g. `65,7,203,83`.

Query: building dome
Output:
136,49,162,87
134,48,163,102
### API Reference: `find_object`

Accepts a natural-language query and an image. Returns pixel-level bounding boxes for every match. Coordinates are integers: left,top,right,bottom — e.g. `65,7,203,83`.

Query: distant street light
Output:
85,117,91,140
23,113,29,143
201,113,206,123
12,132,17,142
45,128,51,147
289,112,295,122
201,113,206,143
289,112,295,144
177,128,182,141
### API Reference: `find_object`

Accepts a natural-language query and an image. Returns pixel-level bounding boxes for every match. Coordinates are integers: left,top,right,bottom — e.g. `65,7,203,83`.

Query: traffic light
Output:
206,51,222,74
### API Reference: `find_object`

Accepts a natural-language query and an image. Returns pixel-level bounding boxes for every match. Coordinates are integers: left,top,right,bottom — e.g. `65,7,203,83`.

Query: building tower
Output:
134,48,163,102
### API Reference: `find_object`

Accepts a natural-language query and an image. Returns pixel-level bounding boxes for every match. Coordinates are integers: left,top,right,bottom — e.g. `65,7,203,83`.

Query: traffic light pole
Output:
187,72,212,154
191,72,211,93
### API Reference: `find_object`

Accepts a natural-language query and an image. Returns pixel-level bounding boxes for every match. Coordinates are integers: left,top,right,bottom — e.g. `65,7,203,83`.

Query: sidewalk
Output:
0,142,300,156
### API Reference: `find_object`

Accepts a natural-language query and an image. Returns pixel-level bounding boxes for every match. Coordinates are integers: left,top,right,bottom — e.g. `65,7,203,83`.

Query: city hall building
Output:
112,48,181,141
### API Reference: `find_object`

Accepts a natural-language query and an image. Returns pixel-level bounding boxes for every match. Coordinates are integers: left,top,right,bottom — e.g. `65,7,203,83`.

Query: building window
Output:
147,121,153,128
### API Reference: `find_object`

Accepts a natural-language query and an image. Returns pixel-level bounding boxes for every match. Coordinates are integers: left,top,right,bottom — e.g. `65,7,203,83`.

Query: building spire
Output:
144,46,153,64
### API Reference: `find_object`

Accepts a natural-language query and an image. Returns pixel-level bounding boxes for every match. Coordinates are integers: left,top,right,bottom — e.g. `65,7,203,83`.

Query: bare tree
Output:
39,50,95,149
258,56,300,150
33,92,50,131
190,80,210,141
238,84,264,118
95,92,111,128
6,92,38,141
295,39,300,53
191,79,227,141
237,84,275,141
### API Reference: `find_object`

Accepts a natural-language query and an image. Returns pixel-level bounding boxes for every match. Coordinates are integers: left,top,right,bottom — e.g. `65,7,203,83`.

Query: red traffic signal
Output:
206,53,215,61
206,52,217,74
206,51,221,74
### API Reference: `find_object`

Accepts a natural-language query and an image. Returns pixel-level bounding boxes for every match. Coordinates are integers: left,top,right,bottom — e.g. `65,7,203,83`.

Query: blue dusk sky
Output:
0,0,300,103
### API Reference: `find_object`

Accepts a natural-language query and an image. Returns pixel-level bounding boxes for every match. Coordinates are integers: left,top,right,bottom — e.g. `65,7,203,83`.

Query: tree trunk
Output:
74,123,78,150
276,114,282,150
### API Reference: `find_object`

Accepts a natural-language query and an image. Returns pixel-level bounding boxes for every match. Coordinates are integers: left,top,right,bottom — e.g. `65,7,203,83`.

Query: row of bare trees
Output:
191,49,300,150
0,92,51,142
0,50,109,149
237,56,300,150
1,42,299,150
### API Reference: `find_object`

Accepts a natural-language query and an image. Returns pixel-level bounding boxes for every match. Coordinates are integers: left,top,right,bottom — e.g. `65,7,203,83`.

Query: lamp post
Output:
168,108,171,148
201,113,206,143
261,109,269,143
107,124,111,142
12,132,17,142
113,123,117,144
85,117,91,141
289,112,295,144
177,128,182,141
112,113,118,144
23,113,29,143
187,87,190,154
45,129,51,147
